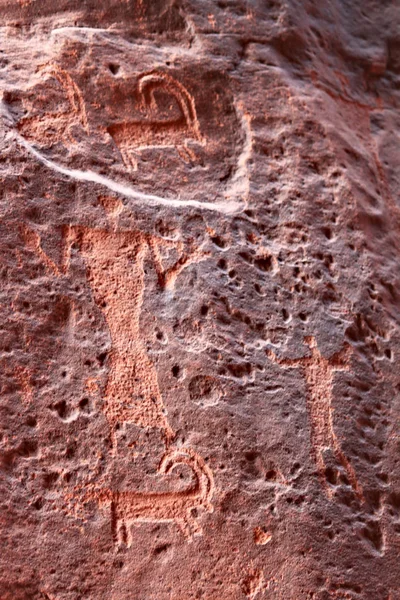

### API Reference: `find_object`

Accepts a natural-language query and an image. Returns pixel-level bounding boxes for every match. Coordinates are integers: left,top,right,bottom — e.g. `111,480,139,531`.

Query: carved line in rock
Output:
86,448,215,544
17,135,244,214
62,215,215,542
267,336,364,501
21,214,214,547
17,63,89,146
7,62,250,214
65,223,206,448
50,26,120,36
20,211,215,540
107,72,205,170
20,224,61,277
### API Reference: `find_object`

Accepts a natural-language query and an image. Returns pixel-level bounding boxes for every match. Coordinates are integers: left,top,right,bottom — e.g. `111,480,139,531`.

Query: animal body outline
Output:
86,447,214,546
107,71,205,169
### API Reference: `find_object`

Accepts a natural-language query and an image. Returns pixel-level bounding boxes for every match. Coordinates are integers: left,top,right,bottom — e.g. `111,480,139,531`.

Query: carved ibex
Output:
90,448,214,546
107,72,205,169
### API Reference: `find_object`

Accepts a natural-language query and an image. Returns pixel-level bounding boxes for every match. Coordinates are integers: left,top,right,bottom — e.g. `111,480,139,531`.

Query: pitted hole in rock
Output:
153,543,171,556
53,400,68,419
290,462,301,475
226,361,252,379
325,466,339,486
65,444,76,459
265,468,278,481
387,491,400,518
210,236,228,249
79,397,91,414
18,439,38,458
239,251,254,265
364,489,382,513
385,348,393,360
26,416,37,427
321,227,333,240
217,258,228,271
32,497,44,511
188,374,221,407
156,329,168,344
377,472,389,484
108,63,120,75
254,256,273,272
360,520,384,554
200,304,209,317
97,352,108,366
42,470,59,489
171,365,180,378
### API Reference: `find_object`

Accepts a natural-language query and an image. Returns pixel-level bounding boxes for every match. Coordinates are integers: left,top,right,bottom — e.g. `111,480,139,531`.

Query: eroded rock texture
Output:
1,1,400,599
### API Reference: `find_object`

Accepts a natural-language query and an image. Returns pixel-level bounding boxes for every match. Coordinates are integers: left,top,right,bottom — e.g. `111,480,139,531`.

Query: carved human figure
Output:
63,219,205,452
267,336,363,500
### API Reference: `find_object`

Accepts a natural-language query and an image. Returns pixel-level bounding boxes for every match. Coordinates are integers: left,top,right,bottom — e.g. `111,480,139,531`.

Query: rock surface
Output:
1,1,400,599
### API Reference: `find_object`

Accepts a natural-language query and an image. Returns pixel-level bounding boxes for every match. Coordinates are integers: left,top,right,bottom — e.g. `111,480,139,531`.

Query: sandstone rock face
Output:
1,1,400,599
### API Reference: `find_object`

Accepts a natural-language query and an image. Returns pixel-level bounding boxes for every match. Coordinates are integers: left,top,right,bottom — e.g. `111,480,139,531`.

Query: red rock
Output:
1,1,400,599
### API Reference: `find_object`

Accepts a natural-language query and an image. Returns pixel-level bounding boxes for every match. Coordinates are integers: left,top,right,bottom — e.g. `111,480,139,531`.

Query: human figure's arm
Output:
330,343,352,370
147,235,209,290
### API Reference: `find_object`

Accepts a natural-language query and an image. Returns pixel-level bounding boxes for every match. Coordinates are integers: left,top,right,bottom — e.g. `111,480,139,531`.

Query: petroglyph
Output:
107,72,205,170
16,135,243,214
20,224,61,277
86,448,214,545
267,337,363,501
14,365,34,405
64,221,207,450
242,569,264,599
16,63,88,146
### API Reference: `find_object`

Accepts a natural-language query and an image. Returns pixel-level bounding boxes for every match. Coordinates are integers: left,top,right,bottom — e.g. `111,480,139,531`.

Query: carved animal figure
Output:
17,64,88,146
107,72,205,169
91,448,214,545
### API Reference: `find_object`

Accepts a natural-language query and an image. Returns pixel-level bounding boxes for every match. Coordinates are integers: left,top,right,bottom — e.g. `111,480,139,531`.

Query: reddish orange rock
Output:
1,1,400,599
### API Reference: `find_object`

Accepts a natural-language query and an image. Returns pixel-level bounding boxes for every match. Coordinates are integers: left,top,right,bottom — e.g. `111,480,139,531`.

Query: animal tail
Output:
158,447,214,512
138,72,203,142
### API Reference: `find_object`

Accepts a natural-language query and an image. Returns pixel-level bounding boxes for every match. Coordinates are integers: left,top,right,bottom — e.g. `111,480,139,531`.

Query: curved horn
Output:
138,73,201,139
158,448,214,509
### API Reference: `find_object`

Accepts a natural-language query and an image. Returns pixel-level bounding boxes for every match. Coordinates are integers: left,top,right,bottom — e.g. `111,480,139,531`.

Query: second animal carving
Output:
87,448,214,546
107,72,205,170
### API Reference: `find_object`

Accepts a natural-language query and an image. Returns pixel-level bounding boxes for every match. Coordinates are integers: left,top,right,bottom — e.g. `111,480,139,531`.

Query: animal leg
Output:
127,150,138,171
176,518,193,540
177,513,202,540
119,147,137,172
177,144,196,164
116,519,129,549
